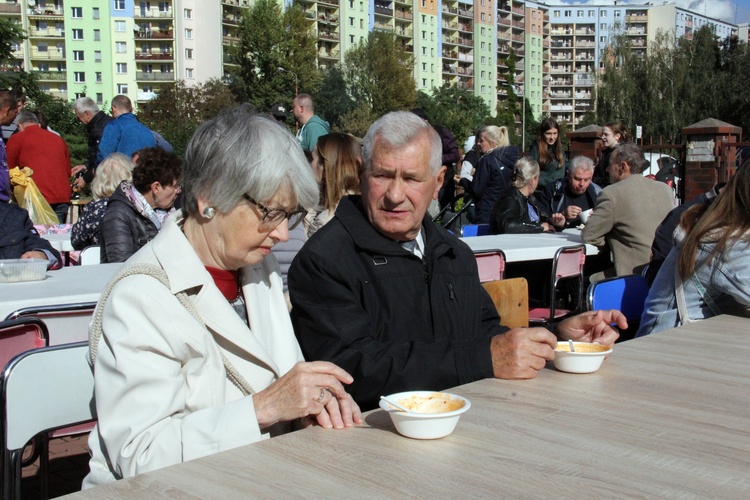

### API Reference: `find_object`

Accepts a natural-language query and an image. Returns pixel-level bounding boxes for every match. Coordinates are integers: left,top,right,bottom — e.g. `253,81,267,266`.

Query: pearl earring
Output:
202,206,216,219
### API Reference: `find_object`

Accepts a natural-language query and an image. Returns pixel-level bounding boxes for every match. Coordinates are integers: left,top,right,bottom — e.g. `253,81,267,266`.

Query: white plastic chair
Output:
1,342,95,499
79,245,101,266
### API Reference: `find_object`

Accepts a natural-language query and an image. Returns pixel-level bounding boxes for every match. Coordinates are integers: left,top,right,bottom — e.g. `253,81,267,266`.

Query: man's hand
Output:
71,165,87,175
563,205,582,220
74,177,86,189
490,328,557,379
21,251,47,261
550,213,566,228
556,310,627,347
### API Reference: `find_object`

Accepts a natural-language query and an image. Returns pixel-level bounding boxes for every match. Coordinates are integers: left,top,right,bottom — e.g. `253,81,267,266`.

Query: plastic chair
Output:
79,245,101,265
528,245,586,324
475,250,506,283
0,318,49,372
461,224,490,237
1,342,95,500
5,302,97,347
587,274,650,342
482,278,529,329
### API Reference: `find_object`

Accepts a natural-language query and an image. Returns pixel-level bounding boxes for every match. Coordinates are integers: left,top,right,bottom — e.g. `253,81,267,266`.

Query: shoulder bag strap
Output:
89,263,255,396
674,267,694,324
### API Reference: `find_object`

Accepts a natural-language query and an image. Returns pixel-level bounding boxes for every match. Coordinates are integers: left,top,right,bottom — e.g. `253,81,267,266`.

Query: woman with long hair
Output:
593,121,630,187
637,162,750,336
527,117,566,190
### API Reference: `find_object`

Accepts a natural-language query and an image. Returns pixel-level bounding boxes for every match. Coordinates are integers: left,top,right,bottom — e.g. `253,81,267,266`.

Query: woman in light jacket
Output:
84,106,362,487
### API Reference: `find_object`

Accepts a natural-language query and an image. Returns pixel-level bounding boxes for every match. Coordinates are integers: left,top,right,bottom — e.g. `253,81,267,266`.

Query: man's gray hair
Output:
181,104,319,216
73,97,99,115
16,110,39,125
362,111,442,175
511,156,540,188
569,155,594,175
612,142,645,175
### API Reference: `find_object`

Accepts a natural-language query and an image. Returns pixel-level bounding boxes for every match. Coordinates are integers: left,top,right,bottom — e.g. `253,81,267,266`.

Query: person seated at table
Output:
70,153,133,251
83,106,362,488
99,147,182,263
289,111,626,411
489,157,565,235
455,125,519,224
538,155,601,229
0,202,61,269
636,164,750,337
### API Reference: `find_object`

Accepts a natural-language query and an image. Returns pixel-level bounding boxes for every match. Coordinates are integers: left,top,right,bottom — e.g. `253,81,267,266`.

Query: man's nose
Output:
384,178,406,204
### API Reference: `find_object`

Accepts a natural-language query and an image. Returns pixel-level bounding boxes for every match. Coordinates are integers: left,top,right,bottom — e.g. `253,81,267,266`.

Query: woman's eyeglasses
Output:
243,195,307,231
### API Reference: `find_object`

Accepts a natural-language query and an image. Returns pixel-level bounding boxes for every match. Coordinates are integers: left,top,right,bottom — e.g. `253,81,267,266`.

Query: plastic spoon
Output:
380,396,413,413
568,339,576,352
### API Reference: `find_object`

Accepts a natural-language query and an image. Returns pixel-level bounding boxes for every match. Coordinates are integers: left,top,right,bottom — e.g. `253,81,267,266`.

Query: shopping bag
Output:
9,167,59,225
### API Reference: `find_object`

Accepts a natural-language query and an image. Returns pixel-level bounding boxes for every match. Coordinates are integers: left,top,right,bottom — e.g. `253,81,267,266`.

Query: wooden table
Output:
461,230,598,262
0,263,123,345
68,315,750,498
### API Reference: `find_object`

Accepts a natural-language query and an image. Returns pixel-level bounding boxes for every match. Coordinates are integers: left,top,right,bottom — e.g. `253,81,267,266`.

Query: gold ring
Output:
316,387,326,404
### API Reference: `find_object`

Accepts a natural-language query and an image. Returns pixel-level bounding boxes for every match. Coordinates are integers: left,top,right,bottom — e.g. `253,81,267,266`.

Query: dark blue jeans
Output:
50,203,70,224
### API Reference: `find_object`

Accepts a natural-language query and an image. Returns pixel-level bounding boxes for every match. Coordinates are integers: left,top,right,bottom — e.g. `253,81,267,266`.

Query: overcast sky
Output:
541,1,749,25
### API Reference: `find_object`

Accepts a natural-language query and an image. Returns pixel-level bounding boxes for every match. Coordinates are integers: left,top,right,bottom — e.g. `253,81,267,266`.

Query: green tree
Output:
315,65,355,131
0,18,25,67
228,0,320,112
341,30,417,128
139,79,237,157
415,84,491,145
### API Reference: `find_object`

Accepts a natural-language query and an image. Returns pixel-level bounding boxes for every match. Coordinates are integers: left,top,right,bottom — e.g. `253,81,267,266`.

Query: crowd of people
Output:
1,89,746,489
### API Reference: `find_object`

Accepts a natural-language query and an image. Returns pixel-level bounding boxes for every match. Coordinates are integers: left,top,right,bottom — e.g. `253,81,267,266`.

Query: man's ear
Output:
434,166,447,200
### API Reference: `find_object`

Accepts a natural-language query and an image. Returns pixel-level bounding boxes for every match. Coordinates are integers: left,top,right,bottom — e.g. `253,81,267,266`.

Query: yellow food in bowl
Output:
555,343,610,353
397,392,465,414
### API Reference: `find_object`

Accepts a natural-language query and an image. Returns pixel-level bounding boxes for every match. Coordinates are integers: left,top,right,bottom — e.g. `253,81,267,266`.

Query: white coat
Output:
84,216,303,487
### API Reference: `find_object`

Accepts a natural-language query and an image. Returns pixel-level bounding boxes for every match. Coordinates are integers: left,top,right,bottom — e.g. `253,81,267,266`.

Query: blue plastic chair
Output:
461,224,490,237
586,274,650,341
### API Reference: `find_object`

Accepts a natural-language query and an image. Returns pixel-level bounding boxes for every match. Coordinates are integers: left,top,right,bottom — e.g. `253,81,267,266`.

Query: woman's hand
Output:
252,361,363,430
541,222,557,233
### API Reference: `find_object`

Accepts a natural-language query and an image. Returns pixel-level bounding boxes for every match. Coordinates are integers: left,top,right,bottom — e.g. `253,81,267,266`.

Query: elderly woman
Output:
456,125,519,224
83,106,362,487
99,147,182,263
489,157,565,234
71,153,133,250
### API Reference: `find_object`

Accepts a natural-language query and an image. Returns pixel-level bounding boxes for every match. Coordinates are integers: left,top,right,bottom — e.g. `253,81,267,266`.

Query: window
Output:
422,62,426,71
184,8,193,19
600,23,606,30
95,50,101,62
115,20,126,32
600,36,607,43
601,10,607,17
72,29,83,40
422,47,426,55
96,72,102,83
186,68,194,79
96,93,103,104
93,7,100,19
117,83,128,94
185,29,193,39
38,42,48,52
185,48,193,59
114,0,125,10
71,7,82,18
588,10,595,17
94,29,100,41
160,64,172,73
422,78,426,87
481,27,485,35
564,10,571,16
614,11,620,18
577,10,583,18
349,17,354,26
116,42,127,53
116,63,127,74
73,50,84,61
553,10,560,16
74,71,86,83
159,2,169,13
481,56,486,64
349,35,354,44
481,13,485,21
75,92,85,100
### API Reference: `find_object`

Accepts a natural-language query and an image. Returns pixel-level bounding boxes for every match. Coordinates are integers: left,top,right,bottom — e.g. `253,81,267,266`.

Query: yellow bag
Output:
9,167,59,225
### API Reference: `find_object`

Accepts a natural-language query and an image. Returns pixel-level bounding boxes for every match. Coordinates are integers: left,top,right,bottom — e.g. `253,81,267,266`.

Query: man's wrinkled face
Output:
361,134,445,242
568,166,593,195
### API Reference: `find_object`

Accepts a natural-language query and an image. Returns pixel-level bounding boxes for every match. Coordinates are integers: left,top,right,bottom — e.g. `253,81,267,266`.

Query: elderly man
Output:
7,111,72,223
583,143,674,282
289,111,625,410
538,155,601,228
97,95,155,163
71,97,114,189
0,91,19,202
292,94,329,153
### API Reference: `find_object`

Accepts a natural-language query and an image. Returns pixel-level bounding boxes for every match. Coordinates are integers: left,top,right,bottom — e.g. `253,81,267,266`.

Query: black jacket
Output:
538,177,602,228
0,203,61,265
593,146,614,188
82,111,114,183
460,146,520,224
289,196,505,410
99,182,158,263
489,188,553,234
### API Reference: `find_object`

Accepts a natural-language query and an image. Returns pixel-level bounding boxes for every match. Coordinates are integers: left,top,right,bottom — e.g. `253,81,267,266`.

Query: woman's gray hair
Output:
181,104,319,216
482,125,510,149
362,111,442,175
512,156,540,188
91,153,133,200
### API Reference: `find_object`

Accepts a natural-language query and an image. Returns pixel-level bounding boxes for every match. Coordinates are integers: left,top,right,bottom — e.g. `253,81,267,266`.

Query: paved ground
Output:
21,434,89,498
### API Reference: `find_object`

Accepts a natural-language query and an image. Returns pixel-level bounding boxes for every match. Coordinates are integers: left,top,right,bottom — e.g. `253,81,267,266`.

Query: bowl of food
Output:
553,341,612,374
379,391,470,439
0,258,48,283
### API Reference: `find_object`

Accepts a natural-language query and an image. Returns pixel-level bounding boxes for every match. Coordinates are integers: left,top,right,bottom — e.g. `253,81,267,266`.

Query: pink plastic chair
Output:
0,318,49,372
529,245,586,324
475,250,506,283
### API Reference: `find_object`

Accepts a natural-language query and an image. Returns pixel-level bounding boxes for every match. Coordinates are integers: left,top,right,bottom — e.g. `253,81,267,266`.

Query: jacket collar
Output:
148,216,280,376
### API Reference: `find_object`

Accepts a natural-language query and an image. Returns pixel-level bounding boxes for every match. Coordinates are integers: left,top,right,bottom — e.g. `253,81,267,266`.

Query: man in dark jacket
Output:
289,111,625,410
538,155,602,228
0,203,61,269
71,97,114,190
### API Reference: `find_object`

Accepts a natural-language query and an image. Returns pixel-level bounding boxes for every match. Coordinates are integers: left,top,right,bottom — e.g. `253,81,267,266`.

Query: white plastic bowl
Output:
379,391,471,439
0,258,48,283
553,341,613,374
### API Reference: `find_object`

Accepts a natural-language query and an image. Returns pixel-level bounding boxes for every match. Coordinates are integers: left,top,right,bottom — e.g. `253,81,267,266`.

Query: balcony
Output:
28,27,64,38
457,9,473,19
135,9,174,19
0,3,21,13
395,9,412,20
136,71,175,81
319,0,339,5
374,5,393,16
135,29,174,39
32,70,67,81
223,15,241,25
27,7,63,17
319,49,340,59
319,31,339,41
30,50,65,60
135,52,174,60
318,14,339,25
